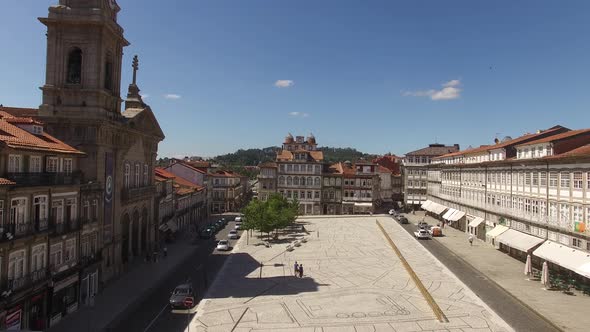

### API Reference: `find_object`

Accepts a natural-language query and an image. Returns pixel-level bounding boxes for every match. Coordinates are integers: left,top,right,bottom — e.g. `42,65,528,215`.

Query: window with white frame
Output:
65,238,76,263
92,199,98,220
573,172,583,189
573,205,583,224
549,172,558,187
135,164,140,187
66,198,77,222
124,163,130,188
532,172,539,186
31,244,46,271
525,173,531,186
560,172,570,190
50,243,63,267
572,237,583,248
8,249,26,281
10,198,27,225
559,203,570,228
52,200,64,223
46,157,58,173
540,172,547,187
83,200,90,220
33,196,48,223
143,164,149,186
8,155,22,173
30,156,42,173
63,158,73,174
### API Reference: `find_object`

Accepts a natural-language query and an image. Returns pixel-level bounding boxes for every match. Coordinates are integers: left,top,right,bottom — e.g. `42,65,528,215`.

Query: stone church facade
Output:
36,0,165,282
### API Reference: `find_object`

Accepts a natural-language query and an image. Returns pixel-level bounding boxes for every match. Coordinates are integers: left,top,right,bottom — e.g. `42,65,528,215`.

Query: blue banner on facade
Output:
104,152,114,243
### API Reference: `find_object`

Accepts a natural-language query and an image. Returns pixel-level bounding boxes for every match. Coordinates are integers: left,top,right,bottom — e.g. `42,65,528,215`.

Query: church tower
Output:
38,0,129,119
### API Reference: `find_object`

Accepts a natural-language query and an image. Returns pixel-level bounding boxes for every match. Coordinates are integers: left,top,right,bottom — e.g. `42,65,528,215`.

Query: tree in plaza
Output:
241,194,299,240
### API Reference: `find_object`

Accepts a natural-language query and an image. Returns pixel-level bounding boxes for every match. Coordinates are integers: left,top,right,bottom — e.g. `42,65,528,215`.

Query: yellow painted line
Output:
376,220,449,323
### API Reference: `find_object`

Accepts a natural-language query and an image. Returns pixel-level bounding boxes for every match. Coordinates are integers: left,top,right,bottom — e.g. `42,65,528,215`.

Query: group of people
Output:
293,261,304,278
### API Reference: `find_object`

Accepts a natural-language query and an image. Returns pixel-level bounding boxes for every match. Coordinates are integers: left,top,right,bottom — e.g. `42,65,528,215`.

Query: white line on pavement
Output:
143,302,169,332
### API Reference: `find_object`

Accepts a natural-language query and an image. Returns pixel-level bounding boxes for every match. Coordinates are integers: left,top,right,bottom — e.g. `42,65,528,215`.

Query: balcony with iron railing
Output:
4,269,48,293
80,252,102,268
6,171,83,187
121,185,156,203
49,218,80,236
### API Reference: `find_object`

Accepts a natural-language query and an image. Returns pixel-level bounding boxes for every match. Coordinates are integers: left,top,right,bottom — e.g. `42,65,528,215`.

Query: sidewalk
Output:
406,211,589,332
48,232,199,332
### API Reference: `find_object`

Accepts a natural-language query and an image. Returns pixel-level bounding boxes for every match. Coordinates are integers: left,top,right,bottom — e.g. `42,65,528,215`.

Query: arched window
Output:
278,176,285,185
314,177,320,186
104,53,113,90
66,48,82,84
300,177,305,186
307,177,312,186
124,163,130,189
143,164,149,186
330,177,336,186
287,176,292,185
294,177,299,185
135,164,140,187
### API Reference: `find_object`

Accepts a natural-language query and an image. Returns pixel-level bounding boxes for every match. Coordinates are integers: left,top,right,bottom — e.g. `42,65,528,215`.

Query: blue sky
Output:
1,0,589,158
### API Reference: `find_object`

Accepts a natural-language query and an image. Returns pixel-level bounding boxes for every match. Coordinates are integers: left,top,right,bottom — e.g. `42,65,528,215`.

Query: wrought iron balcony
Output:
121,185,156,203
5,269,48,293
80,252,102,268
50,218,80,236
6,171,83,187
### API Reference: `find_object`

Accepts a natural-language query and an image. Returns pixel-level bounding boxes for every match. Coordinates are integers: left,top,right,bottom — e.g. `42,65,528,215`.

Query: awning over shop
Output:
442,208,457,220
496,229,544,252
421,200,433,211
486,225,509,238
432,203,448,215
354,202,373,207
468,217,485,228
342,201,355,205
449,210,466,222
533,241,590,279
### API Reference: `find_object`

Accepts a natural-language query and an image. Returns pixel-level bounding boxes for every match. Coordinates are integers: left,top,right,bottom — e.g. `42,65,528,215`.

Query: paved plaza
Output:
191,216,512,332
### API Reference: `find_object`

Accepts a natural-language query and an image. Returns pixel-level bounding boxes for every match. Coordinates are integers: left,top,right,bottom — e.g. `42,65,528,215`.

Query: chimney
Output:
453,144,460,149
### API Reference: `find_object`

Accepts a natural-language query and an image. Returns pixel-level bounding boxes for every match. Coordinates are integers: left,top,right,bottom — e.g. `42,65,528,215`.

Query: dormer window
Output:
33,125,43,135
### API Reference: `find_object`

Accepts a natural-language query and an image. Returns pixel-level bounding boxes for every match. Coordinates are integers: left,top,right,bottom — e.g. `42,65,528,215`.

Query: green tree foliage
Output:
242,194,299,240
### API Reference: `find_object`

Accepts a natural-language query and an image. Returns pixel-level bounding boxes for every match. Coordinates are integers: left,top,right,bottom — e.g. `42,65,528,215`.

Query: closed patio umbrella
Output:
524,254,533,278
541,261,549,288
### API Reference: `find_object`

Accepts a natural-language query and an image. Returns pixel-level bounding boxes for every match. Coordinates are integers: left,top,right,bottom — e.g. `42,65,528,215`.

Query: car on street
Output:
429,226,443,237
417,221,430,229
215,220,225,229
398,216,409,224
414,229,432,240
169,283,195,309
216,240,230,251
235,222,242,230
228,230,239,239
388,209,396,215
199,228,213,239
235,216,242,222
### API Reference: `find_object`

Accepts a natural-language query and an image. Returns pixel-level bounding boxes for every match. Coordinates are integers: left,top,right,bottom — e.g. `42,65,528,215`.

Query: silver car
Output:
169,283,195,309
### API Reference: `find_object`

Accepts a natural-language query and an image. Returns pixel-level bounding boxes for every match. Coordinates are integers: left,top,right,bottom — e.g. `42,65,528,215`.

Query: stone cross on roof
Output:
132,55,139,85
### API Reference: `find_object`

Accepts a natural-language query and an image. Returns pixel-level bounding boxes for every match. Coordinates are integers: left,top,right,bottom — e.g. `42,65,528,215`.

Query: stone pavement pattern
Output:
192,216,512,332
406,211,589,332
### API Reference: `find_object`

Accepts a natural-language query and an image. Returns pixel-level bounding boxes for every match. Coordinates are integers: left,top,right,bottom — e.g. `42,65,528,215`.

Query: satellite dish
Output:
502,136,512,142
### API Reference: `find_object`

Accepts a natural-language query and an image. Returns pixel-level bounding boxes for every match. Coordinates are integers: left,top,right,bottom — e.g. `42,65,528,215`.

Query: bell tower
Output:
39,0,130,119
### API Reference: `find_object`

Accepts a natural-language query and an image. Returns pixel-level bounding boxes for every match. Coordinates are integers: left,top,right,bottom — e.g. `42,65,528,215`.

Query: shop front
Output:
28,291,48,330
79,268,99,306
4,304,23,331
49,273,79,328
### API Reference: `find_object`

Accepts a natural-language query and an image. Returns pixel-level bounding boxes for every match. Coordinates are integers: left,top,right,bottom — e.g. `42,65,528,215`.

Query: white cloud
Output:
402,79,462,101
288,111,310,117
164,94,181,100
275,80,294,88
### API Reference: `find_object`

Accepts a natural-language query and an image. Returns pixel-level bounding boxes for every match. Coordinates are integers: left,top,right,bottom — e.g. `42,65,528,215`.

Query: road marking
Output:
230,307,249,332
143,302,170,332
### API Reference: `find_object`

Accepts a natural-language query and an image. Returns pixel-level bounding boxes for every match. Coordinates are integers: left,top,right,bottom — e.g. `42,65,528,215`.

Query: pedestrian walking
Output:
299,264,304,278
468,234,474,246
163,246,168,257
294,261,299,276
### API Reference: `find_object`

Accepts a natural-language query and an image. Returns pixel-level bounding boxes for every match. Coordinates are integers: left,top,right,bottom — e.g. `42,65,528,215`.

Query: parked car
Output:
398,217,409,224
199,228,213,239
417,221,429,229
169,283,195,309
429,226,442,237
414,229,432,240
234,222,242,230
216,240,230,251
215,220,225,229
388,209,396,215
228,230,239,239
235,216,242,222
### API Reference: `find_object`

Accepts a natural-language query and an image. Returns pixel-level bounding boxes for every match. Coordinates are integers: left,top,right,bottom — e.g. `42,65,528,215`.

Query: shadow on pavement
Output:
204,252,326,300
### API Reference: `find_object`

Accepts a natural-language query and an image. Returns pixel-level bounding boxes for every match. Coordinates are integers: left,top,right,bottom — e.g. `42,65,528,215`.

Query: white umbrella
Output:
541,261,549,287
524,254,533,278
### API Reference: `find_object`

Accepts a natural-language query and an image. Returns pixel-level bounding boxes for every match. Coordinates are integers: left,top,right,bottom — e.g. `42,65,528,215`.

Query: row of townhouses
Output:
411,125,590,282
257,134,403,214
0,0,250,329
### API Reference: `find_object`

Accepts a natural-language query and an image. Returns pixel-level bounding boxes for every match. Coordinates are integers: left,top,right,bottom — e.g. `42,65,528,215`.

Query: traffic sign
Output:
184,297,194,307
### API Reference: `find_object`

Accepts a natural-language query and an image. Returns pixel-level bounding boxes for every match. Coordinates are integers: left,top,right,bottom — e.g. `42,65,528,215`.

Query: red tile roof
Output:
258,162,277,168
155,167,176,179
0,112,83,155
516,128,590,147
405,144,460,157
209,170,241,178
0,106,39,118
173,175,205,191
373,155,401,174
169,161,206,174
545,144,590,160
377,165,392,173
0,178,16,186
276,150,324,161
